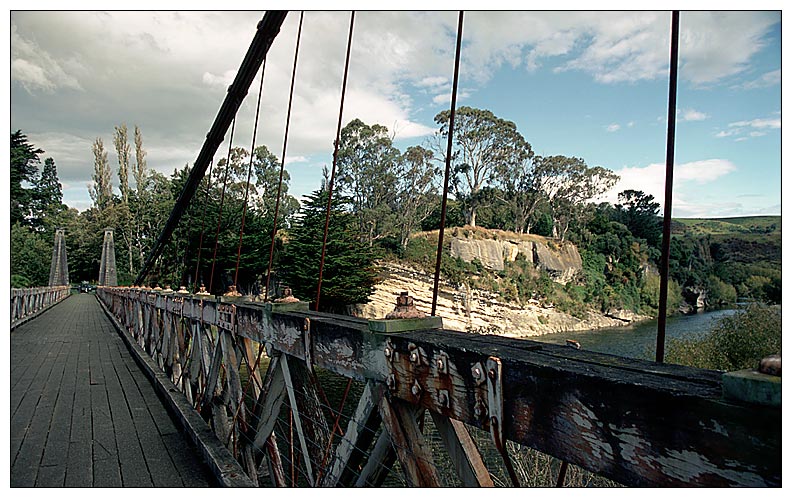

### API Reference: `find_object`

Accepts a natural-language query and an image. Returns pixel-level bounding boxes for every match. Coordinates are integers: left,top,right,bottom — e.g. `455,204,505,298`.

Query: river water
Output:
531,308,739,360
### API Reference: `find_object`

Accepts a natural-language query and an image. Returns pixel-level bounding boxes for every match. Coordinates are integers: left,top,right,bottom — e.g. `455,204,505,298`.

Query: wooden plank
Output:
280,354,316,486
430,412,494,487
378,393,441,487
321,380,381,487
101,340,153,487
354,428,397,487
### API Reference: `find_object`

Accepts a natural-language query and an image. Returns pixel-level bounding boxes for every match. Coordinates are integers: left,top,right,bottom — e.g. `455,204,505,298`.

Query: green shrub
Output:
665,304,781,371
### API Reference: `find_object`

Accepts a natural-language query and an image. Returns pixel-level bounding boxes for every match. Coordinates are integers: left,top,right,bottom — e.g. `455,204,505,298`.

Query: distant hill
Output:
670,216,780,304
672,216,781,238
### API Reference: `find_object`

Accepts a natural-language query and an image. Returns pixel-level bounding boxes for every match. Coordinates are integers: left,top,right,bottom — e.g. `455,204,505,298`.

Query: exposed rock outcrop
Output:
682,286,708,314
354,262,648,337
445,228,583,284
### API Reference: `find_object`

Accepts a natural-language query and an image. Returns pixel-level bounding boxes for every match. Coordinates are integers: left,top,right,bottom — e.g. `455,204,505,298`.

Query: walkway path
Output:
10,293,214,487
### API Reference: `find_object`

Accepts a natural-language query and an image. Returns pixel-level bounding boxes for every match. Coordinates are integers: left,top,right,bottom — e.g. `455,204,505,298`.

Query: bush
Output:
665,304,781,371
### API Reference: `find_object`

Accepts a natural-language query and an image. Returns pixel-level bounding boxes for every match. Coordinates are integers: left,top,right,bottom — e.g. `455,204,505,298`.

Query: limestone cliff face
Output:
446,228,583,284
355,262,642,337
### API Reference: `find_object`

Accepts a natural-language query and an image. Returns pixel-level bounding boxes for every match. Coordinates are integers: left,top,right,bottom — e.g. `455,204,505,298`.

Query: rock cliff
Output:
355,261,645,337
445,227,582,284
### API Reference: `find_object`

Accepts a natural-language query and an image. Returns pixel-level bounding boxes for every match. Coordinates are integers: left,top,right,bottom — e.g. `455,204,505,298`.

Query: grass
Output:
665,304,781,371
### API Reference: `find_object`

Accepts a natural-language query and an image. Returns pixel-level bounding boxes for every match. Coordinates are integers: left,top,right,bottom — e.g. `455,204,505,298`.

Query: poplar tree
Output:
90,137,112,210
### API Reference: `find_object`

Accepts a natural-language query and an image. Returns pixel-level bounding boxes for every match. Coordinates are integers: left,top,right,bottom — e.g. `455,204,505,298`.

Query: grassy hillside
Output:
670,216,781,303
674,216,780,237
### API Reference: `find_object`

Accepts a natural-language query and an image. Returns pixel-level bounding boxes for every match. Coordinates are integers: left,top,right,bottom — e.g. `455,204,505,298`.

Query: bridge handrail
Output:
11,285,71,328
97,286,780,487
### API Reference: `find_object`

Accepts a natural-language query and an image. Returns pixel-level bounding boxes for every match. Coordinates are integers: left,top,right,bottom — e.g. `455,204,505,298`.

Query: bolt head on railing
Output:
153,284,162,291
385,291,426,319
196,284,210,296
759,354,781,376
274,286,299,303
177,286,189,294
162,285,173,293
223,284,242,297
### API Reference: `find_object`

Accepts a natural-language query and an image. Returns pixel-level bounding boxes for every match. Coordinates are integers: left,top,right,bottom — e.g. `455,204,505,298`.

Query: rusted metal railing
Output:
97,286,780,487
11,286,71,329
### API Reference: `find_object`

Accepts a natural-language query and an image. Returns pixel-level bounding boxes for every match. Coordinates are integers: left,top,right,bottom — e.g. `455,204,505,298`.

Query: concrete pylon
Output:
98,228,118,286
48,228,69,286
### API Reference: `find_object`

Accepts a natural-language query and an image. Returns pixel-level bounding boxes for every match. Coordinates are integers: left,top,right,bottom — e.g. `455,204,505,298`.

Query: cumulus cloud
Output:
600,159,738,216
606,123,620,132
679,108,708,121
11,24,83,93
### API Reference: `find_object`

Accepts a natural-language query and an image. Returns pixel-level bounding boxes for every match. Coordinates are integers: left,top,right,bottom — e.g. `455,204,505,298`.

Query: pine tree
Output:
10,130,43,226
281,186,377,313
31,157,66,233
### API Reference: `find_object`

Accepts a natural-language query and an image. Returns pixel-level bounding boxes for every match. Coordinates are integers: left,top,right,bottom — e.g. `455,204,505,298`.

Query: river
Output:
531,308,739,360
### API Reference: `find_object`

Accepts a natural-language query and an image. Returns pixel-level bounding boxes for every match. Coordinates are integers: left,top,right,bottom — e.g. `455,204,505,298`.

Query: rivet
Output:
411,381,422,397
410,351,419,363
473,367,482,380
488,368,497,380
384,346,392,358
439,390,449,407
437,358,445,370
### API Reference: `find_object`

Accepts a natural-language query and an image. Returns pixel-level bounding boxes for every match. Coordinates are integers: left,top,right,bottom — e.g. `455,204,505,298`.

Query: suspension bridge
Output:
10,11,781,488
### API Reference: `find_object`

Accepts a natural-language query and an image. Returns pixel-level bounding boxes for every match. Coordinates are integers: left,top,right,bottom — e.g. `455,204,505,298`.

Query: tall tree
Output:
114,124,131,203
496,142,541,233
113,123,134,276
336,119,400,246
133,125,147,194
132,124,148,270
394,145,438,249
10,130,43,226
537,155,619,241
31,157,67,234
281,185,376,313
432,107,530,227
90,137,112,211
615,189,662,250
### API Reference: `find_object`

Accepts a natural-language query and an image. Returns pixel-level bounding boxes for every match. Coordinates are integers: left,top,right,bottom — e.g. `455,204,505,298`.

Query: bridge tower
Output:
98,228,118,286
48,228,69,286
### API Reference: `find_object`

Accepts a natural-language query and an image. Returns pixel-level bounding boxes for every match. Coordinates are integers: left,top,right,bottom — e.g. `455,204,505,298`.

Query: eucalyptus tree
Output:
336,119,400,246
394,145,439,249
432,106,530,228
535,155,619,241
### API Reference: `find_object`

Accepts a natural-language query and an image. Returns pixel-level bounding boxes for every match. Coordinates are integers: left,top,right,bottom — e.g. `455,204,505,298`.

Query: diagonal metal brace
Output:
486,355,520,486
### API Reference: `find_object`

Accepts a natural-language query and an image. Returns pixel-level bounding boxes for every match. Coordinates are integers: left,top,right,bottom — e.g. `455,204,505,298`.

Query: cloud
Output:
714,114,780,141
606,123,620,132
553,11,778,86
10,11,779,212
729,117,781,129
11,24,83,93
679,108,708,121
733,69,781,90
600,159,738,216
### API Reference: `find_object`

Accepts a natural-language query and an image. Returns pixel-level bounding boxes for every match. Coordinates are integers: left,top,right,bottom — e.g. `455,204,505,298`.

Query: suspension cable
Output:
192,158,215,291
265,11,304,300
315,11,355,311
209,117,237,293
656,10,680,363
431,11,464,316
233,60,268,291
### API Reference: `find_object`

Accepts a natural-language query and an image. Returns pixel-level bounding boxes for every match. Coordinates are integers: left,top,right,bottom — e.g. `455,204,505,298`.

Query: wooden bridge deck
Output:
10,293,214,487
